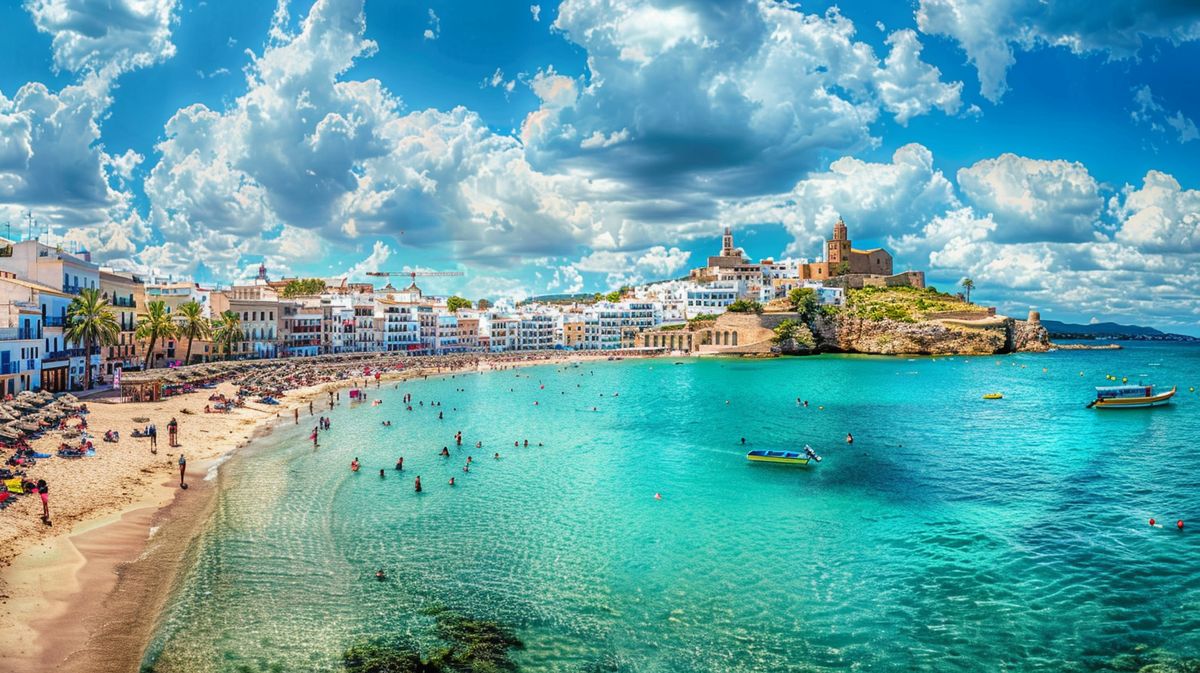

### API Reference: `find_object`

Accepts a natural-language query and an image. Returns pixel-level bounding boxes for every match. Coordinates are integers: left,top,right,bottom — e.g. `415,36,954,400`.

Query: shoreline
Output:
0,351,659,672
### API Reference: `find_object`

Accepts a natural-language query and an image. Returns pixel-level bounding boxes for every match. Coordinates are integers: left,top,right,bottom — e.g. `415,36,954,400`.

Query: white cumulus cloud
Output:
957,154,1102,243
26,0,178,75
917,0,1200,102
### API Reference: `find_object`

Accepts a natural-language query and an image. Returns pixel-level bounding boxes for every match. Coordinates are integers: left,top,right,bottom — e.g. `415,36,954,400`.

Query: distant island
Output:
1041,320,1199,342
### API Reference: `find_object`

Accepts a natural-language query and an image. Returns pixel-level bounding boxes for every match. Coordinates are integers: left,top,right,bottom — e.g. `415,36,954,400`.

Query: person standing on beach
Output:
148,423,157,453
178,454,187,488
309,400,314,416
294,408,299,424
168,417,178,447
37,479,49,524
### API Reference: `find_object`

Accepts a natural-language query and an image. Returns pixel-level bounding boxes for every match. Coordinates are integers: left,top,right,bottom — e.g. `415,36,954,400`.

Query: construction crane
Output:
366,270,464,285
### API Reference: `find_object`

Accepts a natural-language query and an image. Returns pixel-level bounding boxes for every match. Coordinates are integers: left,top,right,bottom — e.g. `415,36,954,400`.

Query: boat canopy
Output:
1095,385,1153,398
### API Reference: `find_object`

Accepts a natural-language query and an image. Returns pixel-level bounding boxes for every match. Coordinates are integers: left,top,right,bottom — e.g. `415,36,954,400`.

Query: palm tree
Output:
136,300,178,369
64,288,120,390
211,311,245,361
961,278,975,304
175,300,211,365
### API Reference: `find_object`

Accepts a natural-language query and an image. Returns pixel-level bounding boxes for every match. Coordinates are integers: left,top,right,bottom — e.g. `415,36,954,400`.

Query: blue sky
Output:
1,1,1199,332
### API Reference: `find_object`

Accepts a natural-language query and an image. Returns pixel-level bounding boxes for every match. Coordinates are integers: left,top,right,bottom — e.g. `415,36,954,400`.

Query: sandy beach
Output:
0,350,655,672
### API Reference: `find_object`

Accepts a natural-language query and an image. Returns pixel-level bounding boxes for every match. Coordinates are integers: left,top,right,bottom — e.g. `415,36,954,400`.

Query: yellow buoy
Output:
1122,377,1128,383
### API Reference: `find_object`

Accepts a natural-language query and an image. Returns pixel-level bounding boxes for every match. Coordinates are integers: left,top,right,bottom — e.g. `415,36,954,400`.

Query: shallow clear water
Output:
143,344,1200,672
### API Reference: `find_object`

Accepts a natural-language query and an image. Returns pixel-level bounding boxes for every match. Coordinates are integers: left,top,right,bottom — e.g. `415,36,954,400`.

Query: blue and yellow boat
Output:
1088,384,1176,409
746,445,821,465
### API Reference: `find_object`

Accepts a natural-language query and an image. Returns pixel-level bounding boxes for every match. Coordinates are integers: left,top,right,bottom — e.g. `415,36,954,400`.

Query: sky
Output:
1,0,1199,333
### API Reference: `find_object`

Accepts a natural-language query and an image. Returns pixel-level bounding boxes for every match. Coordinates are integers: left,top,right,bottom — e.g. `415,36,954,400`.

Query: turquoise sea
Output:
142,344,1200,672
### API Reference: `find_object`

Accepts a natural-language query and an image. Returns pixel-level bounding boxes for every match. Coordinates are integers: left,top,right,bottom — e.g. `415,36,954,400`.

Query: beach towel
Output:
3,478,23,494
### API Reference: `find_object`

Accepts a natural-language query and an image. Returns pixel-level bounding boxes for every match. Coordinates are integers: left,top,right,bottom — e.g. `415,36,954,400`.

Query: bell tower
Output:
721,227,735,256
827,217,851,265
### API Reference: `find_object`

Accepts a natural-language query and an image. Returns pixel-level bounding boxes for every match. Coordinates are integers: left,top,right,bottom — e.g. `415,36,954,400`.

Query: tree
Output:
787,287,819,322
175,300,211,365
136,300,178,370
476,298,491,310
64,288,120,390
446,296,472,312
605,290,623,303
835,261,851,277
281,278,326,297
772,318,799,344
960,278,975,304
212,311,245,360
727,299,763,314
772,318,815,351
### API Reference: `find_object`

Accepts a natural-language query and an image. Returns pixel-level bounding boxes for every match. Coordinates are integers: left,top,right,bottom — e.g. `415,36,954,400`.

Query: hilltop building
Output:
687,218,923,297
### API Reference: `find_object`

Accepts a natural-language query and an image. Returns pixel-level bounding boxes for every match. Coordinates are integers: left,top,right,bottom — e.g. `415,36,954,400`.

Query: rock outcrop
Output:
810,314,1052,355
675,308,1055,357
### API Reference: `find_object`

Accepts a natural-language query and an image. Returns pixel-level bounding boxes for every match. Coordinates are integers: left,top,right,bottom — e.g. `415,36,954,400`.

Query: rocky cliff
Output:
809,315,1050,355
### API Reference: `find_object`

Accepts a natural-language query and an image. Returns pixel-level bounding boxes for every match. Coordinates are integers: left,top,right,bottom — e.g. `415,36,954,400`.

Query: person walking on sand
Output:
168,417,179,447
294,408,299,424
36,479,50,524
178,454,187,488
148,422,157,453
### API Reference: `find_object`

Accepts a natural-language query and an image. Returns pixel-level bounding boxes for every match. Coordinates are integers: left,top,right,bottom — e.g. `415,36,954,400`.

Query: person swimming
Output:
379,469,385,478
351,458,360,472
414,476,422,492
475,441,482,448
846,433,854,444
493,452,500,460
440,447,450,457
395,457,404,470
376,569,386,581
448,477,455,486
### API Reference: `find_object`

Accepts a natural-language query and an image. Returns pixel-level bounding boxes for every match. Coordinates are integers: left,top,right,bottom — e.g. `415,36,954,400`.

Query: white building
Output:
517,311,560,350
0,273,45,394
434,313,460,353
0,240,100,390
575,300,662,349
375,298,422,353
684,282,739,319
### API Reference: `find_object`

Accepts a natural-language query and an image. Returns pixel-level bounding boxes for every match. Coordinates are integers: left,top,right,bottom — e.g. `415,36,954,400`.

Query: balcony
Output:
0,327,38,340
112,297,135,308
43,316,65,327
44,347,85,361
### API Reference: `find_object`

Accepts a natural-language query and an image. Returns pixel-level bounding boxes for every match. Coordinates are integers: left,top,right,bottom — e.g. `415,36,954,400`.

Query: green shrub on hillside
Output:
845,286,985,323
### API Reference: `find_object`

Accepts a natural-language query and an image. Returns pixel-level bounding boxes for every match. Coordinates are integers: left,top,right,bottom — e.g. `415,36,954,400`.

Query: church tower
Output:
721,226,735,256
827,217,851,266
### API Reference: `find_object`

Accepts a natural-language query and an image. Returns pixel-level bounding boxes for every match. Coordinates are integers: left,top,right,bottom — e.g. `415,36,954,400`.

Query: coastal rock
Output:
814,315,1009,355
1010,318,1052,353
